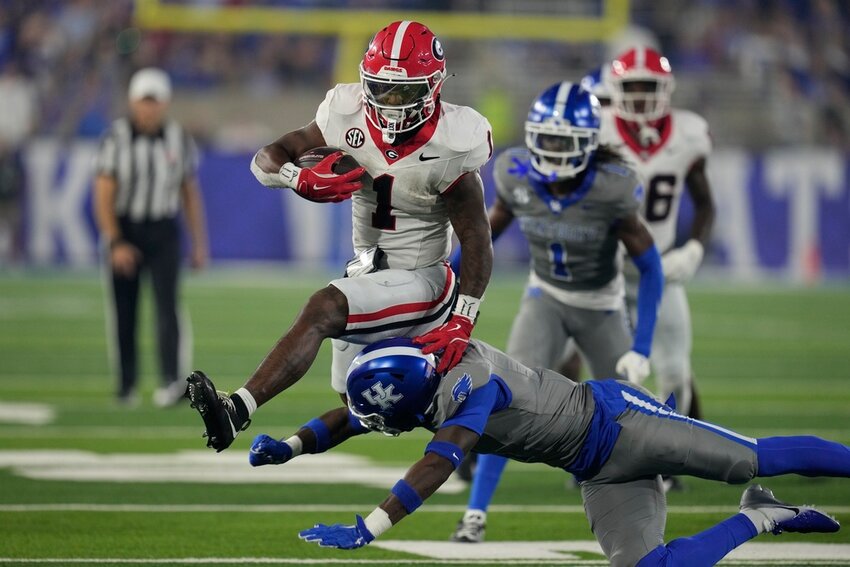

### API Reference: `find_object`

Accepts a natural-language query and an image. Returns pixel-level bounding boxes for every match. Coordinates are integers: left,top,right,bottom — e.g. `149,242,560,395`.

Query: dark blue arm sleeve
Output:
448,247,462,275
440,380,499,435
631,244,663,356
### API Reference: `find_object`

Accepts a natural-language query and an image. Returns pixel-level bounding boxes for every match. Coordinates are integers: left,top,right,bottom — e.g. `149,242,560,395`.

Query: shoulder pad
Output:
439,103,492,153
326,83,364,117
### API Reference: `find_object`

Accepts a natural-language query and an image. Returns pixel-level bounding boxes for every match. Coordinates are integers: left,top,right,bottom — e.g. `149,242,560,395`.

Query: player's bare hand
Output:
190,244,209,271
110,241,141,277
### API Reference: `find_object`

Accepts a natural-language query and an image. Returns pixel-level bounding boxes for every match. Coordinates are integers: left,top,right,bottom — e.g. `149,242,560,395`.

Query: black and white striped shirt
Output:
95,118,198,222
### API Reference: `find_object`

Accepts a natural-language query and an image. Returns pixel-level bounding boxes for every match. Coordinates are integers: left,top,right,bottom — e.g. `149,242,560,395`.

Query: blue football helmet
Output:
525,81,601,180
346,337,440,436
580,66,612,105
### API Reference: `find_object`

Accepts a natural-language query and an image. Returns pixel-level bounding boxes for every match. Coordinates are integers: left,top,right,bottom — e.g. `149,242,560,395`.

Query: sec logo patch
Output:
345,127,365,148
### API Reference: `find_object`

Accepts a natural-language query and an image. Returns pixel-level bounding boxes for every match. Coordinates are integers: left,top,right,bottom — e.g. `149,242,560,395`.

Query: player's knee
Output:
633,544,669,567
613,545,666,567
725,458,757,484
303,286,349,336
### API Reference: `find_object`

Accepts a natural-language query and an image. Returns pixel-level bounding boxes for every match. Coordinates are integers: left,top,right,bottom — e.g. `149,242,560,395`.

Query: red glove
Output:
284,151,366,203
413,314,475,374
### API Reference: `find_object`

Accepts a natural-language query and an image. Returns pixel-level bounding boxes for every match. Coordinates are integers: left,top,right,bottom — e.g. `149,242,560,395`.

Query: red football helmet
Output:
360,20,446,143
608,46,675,122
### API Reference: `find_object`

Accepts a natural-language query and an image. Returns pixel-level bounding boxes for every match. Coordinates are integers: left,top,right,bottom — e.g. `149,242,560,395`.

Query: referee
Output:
93,67,208,407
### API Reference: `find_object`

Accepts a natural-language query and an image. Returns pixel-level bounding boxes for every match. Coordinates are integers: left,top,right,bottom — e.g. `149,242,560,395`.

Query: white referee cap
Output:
128,68,172,102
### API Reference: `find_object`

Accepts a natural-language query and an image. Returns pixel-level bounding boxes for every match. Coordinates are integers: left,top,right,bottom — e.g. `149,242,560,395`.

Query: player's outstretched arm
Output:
298,425,480,549
415,172,493,373
662,158,715,283
248,406,368,467
617,213,663,383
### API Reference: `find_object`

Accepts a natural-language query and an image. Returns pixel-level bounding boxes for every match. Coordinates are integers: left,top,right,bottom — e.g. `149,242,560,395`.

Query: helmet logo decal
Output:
361,382,404,410
432,37,444,61
451,373,472,403
512,186,530,205
346,127,365,148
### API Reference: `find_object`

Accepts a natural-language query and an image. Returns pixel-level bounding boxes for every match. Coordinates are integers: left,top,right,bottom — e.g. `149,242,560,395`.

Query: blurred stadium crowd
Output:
1,0,848,151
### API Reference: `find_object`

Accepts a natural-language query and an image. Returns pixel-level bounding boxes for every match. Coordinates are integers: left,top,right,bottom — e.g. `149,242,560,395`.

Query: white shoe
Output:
450,510,486,543
154,380,188,408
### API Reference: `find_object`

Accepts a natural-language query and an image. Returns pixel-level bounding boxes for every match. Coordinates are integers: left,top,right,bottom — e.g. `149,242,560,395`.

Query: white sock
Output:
233,387,258,417
464,509,486,523
741,507,796,534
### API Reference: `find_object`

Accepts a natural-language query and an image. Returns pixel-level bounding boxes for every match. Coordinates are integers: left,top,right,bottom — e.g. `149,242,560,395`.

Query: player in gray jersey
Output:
449,81,664,542
249,337,847,567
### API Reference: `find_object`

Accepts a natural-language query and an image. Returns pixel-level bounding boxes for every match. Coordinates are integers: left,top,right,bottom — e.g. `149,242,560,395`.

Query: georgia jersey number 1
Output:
371,174,396,230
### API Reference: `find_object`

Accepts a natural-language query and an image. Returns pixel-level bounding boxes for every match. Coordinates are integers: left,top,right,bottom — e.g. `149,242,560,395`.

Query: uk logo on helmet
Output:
361,382,404,410
346,127,365,148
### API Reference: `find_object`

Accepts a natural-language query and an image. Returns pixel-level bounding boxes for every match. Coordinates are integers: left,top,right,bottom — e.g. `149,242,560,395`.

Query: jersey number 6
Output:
645,174,677,222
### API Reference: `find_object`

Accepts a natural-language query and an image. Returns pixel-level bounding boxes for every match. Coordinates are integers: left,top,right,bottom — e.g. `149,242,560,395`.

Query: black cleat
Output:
185,371,250,452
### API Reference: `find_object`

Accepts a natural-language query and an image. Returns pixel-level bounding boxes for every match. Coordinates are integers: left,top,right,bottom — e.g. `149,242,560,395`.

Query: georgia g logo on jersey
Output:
361,382,403,410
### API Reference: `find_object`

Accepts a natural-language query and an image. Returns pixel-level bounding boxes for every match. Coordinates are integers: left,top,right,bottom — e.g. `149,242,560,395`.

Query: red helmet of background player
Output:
608,46,676,122
360,20,446,143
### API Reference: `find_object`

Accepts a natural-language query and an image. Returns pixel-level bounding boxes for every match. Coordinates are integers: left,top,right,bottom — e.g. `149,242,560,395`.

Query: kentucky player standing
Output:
602,46,716,422
448,81,664,542
186,21,494,452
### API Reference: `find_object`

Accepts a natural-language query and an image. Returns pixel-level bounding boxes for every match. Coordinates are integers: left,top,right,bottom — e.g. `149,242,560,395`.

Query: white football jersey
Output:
599,108,712,252
316,83,493,270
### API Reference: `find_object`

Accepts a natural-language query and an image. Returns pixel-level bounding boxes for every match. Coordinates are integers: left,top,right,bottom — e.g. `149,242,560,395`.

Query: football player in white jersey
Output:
600,47,716,421
185,20,495,452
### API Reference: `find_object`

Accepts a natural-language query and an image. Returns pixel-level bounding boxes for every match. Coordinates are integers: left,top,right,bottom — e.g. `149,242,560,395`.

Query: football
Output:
295,146,373,191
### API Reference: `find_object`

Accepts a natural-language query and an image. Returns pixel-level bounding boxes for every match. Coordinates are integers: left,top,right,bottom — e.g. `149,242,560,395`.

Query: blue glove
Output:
298,515,374,549
249,434,292,467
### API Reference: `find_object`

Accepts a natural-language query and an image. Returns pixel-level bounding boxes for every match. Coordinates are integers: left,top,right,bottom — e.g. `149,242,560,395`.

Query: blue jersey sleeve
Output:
440,380,499,435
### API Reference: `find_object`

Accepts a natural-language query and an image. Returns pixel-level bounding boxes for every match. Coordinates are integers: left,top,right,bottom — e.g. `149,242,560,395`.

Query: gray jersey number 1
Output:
548,242,573,281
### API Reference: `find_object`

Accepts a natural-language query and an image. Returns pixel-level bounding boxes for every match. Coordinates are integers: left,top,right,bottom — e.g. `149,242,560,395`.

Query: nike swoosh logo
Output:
313,184,331,191
419,154,440,161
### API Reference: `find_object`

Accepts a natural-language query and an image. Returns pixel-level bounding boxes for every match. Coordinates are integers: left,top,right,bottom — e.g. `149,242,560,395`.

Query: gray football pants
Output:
507,286,631,378
581,384,758,567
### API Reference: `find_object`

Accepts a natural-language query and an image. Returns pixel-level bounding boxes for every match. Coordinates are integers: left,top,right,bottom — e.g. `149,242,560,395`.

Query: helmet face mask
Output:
360,67,444,141
345,338,441,435
360,21,446,143
525,81,601,181
609,47,675,122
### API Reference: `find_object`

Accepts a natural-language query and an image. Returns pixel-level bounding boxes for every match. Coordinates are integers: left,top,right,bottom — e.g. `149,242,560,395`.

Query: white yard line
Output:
2,503,850,515
0,560,605,565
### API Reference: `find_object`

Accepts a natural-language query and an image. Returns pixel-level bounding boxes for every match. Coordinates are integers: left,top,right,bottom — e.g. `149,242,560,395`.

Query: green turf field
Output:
1,270,849,566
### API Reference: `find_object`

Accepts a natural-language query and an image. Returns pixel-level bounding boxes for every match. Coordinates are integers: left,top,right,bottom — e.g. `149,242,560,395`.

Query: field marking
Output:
0,402,55,425
3,503,850,515
0,450,463,494
374,541,850,562
0,560,607,565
